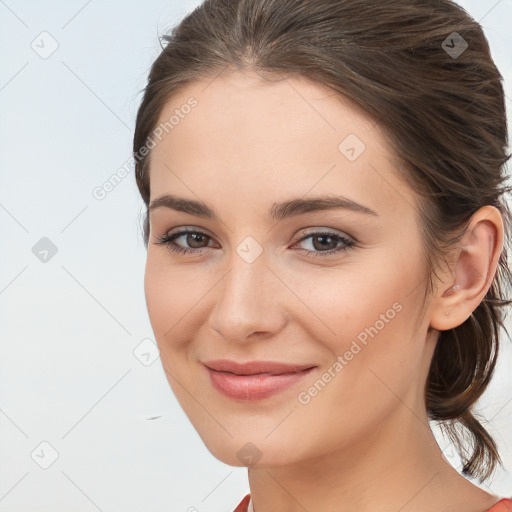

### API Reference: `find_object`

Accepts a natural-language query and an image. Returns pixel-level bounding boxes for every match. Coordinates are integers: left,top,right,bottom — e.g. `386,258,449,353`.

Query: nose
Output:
208,249,288,343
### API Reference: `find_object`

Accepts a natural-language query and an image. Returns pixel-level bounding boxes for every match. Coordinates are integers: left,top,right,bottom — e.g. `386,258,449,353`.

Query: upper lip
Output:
203,359,316,376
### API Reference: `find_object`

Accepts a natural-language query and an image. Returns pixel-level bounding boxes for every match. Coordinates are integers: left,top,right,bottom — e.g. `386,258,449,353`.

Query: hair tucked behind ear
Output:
132,0,512,482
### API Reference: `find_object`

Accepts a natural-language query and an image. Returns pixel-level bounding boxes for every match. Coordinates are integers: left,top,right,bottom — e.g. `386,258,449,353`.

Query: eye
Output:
155,227,356,258
290,229,356,257
155,228,216,255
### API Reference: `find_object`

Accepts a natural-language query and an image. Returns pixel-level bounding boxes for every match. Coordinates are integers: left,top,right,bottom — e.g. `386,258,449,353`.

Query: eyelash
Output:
154,227,356,258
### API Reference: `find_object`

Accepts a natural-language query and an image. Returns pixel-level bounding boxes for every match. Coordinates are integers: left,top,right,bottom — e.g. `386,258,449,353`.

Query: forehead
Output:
149,69,417,223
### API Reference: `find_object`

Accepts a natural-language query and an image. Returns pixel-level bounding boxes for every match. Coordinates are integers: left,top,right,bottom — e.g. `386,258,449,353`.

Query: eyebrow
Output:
148,193,378,221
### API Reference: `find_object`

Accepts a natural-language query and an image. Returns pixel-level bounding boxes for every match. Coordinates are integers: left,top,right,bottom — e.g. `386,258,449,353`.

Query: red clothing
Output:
233,494,512,512
233,493,251,512
485,498,512,512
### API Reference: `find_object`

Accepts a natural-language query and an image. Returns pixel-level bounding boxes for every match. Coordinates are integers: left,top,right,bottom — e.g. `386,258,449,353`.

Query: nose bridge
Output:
209,244,285,341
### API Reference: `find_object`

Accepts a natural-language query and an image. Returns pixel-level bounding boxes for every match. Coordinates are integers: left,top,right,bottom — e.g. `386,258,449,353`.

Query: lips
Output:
203,359,316,375
202,359,317,401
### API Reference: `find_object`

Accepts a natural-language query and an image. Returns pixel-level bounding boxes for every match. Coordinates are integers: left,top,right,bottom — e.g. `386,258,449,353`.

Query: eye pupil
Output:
313,234,337,251
188,233,208,248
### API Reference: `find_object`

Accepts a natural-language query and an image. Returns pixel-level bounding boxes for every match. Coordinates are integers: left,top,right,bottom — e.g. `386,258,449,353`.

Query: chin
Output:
198,432,303,468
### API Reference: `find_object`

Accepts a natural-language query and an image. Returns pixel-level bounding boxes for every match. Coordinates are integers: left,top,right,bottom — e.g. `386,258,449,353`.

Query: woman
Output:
132,0,512,510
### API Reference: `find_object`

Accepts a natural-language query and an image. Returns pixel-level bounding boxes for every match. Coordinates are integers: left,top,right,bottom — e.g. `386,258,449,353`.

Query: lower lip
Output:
204,366,315,401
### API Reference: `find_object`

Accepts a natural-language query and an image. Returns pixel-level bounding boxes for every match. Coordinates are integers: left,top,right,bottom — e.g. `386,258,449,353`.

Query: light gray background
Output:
0,1,511,511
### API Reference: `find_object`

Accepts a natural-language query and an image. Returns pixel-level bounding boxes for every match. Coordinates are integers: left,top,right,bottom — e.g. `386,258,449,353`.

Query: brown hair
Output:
133,0,512,482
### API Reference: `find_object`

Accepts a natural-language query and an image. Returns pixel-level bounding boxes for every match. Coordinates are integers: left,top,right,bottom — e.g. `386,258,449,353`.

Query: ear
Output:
429,205,504,331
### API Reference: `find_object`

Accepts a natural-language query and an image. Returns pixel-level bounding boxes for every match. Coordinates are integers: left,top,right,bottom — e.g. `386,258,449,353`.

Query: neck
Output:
247,404,493,512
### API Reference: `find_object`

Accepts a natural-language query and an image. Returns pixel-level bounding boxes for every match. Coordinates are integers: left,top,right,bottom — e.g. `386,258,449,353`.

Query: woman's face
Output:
144,69,437,467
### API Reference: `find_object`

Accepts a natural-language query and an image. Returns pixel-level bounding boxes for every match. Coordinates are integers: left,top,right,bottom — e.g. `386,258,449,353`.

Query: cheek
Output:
144,253,201,346
290,278,422,451
143,256,208,403
286,255,422,388
280,257,408,343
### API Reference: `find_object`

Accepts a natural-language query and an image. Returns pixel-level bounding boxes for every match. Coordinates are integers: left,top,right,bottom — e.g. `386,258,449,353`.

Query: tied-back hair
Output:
133,0,512,482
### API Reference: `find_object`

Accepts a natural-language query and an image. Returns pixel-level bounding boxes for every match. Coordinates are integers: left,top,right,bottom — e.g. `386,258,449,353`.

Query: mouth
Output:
202,360,317,401
202,359,317,376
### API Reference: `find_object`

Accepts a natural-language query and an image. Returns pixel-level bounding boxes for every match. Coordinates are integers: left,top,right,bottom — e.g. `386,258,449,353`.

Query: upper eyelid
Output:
167,227,218,243
165,226,354,245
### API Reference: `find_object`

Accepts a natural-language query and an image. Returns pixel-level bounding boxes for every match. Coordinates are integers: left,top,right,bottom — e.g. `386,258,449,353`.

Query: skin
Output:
144,68,504,512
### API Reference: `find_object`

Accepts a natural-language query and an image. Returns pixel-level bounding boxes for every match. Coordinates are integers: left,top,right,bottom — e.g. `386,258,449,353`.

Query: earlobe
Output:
428,205,504,332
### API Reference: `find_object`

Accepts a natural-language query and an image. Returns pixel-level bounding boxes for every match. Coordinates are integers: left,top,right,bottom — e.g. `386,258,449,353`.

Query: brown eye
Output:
310,234,340,251
184,232,210,248
291,230,356,258
155,229,216,255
